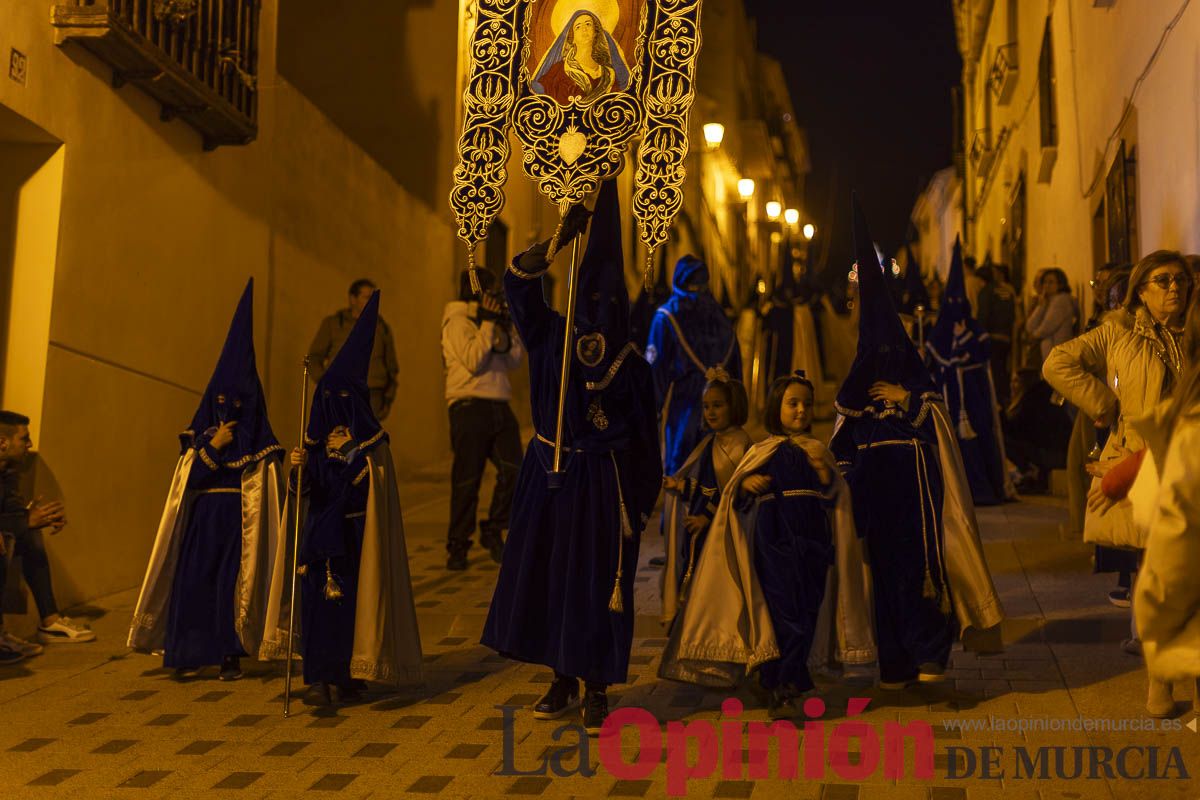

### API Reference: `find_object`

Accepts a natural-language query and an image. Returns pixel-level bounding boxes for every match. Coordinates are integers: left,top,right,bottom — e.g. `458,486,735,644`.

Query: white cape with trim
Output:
128,450,285,658
659,430,752,626
660,435,876,687
834,400,1006,649
259,443,423,686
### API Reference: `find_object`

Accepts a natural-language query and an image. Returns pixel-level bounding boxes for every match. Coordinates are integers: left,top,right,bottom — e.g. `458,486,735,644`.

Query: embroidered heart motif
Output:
559,129,587,165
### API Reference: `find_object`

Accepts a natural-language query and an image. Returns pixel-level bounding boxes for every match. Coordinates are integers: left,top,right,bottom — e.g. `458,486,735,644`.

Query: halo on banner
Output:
551,0,620,36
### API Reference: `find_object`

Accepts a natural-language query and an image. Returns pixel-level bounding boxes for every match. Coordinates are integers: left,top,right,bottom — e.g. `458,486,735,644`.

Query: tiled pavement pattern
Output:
2,457,1199,799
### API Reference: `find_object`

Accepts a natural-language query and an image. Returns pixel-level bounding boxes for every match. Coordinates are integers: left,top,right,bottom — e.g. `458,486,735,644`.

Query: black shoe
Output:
488,540,504,564
648,556,666,567
532,676,580,720
219,655,243,682
582,689,609,736
333,683,363,704
447,552,468,571
767,688,799,720
303,683,332,706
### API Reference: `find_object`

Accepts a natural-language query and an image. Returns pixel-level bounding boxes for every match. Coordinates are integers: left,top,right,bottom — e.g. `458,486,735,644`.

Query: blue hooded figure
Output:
647,255,742,476
129,279,286,680
925,237,1012,505
261,290,422,705
482,179,661,734
831,196,1004,688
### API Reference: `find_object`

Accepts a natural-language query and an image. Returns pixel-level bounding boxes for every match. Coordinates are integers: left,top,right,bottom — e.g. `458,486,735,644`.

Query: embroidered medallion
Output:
587,397,610,431
577,332,607,367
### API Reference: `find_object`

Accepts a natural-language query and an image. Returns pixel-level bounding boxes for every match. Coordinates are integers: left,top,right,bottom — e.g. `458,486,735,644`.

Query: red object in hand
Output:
1100,449,1147,500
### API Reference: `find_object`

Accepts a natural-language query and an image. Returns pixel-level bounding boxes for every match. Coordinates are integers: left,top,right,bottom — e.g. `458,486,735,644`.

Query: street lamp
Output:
737,179,755,201
802,223,815,241
703,123,725,151
783,208,799,226
765,201,782,220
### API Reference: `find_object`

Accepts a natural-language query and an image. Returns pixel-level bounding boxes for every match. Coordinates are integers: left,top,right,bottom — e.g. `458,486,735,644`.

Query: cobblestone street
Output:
2,462,1198,800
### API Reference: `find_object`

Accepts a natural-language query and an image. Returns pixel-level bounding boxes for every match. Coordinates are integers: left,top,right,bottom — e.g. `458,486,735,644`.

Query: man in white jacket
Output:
442,270,525,570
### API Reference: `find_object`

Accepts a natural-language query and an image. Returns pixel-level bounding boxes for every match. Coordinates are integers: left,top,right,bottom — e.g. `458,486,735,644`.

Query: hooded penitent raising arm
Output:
505,203,592,347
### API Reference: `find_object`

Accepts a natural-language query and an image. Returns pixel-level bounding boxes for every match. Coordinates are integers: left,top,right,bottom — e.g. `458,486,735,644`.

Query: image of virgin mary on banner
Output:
531,6,632,105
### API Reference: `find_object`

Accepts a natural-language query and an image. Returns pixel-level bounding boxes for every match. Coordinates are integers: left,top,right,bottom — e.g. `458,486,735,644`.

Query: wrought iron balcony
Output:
989,43,1018,105
969,128,996,176
51,0,260,149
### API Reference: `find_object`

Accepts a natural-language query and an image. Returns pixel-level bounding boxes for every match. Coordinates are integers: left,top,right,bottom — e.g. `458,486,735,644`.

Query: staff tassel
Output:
283,357,311,718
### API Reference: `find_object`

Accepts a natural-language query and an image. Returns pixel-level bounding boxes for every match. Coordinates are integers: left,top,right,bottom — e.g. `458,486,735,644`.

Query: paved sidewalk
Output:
1,466,1198,799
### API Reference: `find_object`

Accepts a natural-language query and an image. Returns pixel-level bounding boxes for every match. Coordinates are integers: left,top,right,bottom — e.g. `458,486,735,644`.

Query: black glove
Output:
515,240,551,276
558,202,592,248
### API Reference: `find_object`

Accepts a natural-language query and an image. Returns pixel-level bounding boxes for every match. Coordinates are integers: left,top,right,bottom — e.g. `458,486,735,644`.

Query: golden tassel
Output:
939,588,953,616
323,560,343,601
608,572,624,614
922,569,938,601
609,509,626,614
467,246,481,295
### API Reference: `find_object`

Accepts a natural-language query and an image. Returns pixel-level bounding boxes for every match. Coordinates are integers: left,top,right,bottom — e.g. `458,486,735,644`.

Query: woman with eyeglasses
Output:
1043,250,1194,659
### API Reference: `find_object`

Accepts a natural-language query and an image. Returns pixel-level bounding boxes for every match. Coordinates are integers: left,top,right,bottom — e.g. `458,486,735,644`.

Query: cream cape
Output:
661,435,875,687
1131,402,1200,681
259,443,423,685
660,429,754,625
833,400,1006,648
128,450,285,657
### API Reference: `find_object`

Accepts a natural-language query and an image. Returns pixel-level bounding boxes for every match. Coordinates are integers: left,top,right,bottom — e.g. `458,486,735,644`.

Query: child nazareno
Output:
666,370,874,718
481,180,661,735
130,279,286,681
262,290,422,706
830,195,1003,690
658,372,753,630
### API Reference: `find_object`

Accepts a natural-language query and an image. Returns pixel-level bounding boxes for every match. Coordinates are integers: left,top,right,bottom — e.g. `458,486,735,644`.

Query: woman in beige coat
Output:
1130,300,1200,717
1043,251,1193,552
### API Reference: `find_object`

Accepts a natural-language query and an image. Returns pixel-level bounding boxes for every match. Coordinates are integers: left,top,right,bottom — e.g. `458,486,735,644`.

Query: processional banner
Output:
450,0,705,280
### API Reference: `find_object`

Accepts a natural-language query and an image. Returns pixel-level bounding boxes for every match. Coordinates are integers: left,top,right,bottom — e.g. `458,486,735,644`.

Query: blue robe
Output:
482,268,662,685
831,392,959,683
741,441,834,692
297,443,370,686
647,294,742,476
163,440,247,669
927,327,1007,506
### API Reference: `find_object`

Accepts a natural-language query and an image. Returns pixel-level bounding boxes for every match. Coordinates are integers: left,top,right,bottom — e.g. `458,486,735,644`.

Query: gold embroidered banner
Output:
451,0,703,269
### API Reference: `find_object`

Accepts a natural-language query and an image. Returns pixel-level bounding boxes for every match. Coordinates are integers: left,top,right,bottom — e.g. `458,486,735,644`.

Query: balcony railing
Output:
969,128,996,176
989,43,1018,105
51,0,259,149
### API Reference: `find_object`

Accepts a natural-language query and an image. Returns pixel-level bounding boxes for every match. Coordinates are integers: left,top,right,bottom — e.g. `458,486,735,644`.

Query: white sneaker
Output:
38,617,96,643
1,631,44,656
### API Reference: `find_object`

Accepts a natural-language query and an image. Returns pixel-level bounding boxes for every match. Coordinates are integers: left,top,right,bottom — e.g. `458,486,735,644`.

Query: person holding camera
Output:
441,270,525,570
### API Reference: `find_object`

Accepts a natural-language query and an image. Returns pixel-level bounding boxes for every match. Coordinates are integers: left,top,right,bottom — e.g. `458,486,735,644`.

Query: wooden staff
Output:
549,232,583,485
283,356,311,718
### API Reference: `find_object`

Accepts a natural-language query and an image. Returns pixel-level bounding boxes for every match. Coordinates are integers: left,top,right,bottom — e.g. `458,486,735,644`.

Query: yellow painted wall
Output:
0,1,462,610
964,0,1200,308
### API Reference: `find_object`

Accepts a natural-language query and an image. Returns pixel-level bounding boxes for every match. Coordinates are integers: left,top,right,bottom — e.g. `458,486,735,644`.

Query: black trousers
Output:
447,398,523,555
0,527,59,620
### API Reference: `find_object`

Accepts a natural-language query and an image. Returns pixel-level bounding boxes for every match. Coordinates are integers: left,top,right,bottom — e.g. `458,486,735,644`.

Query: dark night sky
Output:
744,0,961,283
